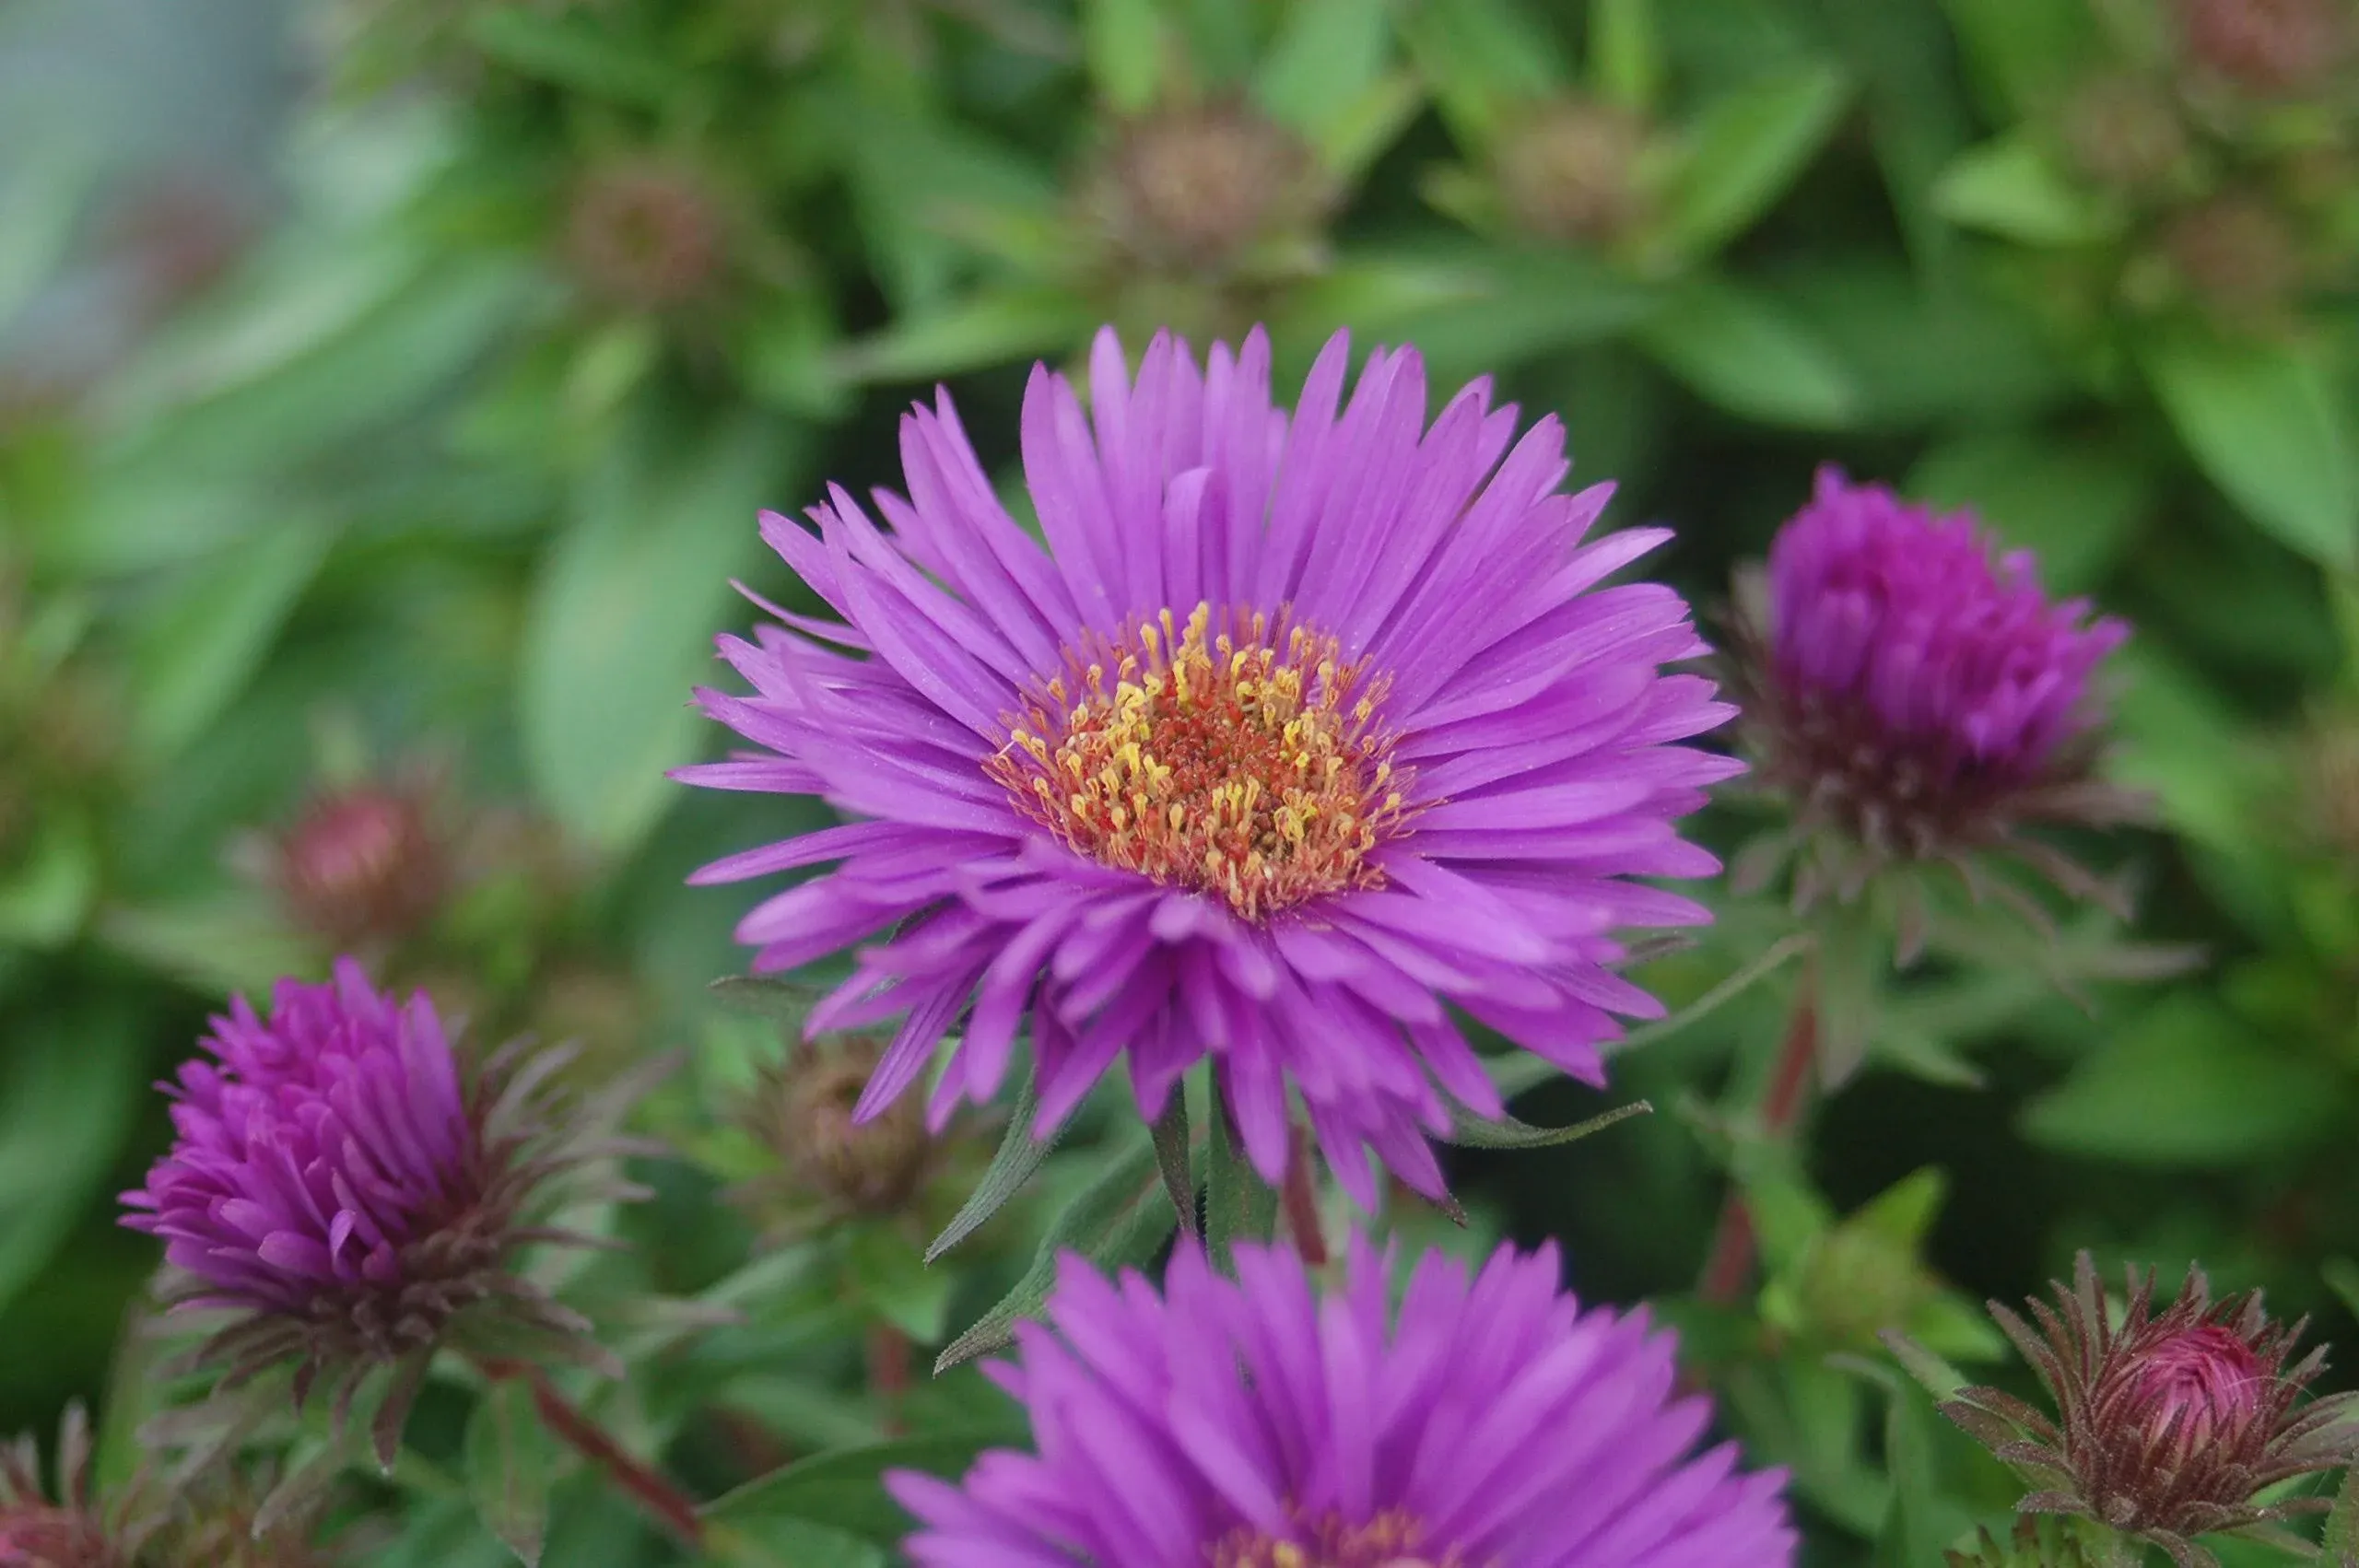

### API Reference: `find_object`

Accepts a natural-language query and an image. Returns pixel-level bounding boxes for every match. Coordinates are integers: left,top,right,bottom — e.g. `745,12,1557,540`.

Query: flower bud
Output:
1086,104,1331,277
122,961,647,1465
1728,469,2143,915
2177,0,2348,95
1940,1253,2359,1561
2059,76,2189,193
743,1036,935,1223
0,1406,159,1568
564,158,728,310
1495,99,1649,245
260,779,452,950
2163,193,2305,325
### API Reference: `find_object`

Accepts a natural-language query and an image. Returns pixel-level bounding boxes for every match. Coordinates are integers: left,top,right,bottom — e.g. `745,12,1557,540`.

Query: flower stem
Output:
866,1324,911,1435
1697,989,1818,1305
1280,1123,1327,1268
477,1357,705,1550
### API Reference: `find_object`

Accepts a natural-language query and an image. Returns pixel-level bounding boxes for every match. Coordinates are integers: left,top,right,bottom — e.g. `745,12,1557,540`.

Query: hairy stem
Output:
1697,989,1818,1305
476,1358,704,1549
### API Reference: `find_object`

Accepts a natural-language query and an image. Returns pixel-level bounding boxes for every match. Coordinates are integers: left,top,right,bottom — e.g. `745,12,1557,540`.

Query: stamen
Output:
985,603,1412,921
1207,1507,1463,1568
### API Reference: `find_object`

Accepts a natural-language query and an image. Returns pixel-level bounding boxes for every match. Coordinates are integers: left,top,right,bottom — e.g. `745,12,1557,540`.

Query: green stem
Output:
1205,1082,1278,1273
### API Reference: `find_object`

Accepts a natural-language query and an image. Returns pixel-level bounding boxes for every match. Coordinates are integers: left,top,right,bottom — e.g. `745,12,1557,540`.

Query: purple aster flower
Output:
121,960,642,1462
680,324,1739,1204
890,1235,1795,1567
1728,467,2145,919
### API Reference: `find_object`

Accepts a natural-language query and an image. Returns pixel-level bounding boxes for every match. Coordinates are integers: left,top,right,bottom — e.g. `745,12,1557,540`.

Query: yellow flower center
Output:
1207,1508,1461,1568
985,603,1410,921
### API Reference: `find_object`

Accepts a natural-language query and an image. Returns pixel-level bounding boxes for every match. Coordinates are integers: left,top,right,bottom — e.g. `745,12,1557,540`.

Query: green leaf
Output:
1492,935,1809,1100
1204,1094,1276,1269
2021,994,2345,1165
0,143,99,335
91,898,318,998
0,814,98,949
707,1518,884,1568
464,1381,557,1567
926,1065,1053,1263
1590,0,1663,112
2322,1461,2359,1568
700,1433,1001,1546
1254,0,1395,145
1908,430,2152,592
126,520,334,761
2325,1257,2359,1322
1399,0,1567,147
0,1009,143,1320
1442,1096,1653,1150
1938,0,2100,115
2142,329,2358,571
1930,134,2119,245
1637,275,1860,428
518,409,790,857
462,6,673,103
832,292,1092,385
1653,63,1851,263
935,1131,1171,1373
1082,0,1165,112
843,1226,956,1344
1310,74,1428,185
1851,1361,1961,1568
708,976,821,1025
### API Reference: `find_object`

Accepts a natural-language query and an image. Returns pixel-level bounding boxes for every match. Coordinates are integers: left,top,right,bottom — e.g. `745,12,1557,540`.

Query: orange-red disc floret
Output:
985,603,1412,922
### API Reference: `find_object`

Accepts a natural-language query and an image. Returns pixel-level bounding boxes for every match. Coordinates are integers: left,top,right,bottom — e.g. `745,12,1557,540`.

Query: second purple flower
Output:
680,325,1741,1204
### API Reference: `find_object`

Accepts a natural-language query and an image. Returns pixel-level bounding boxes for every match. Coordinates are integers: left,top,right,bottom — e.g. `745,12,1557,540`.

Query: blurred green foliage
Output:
1,0,2356,1562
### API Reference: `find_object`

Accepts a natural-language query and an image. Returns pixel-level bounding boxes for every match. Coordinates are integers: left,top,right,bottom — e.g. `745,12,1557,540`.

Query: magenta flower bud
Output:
1731,468,2146,919
121,961,649,1465
1940,1254,2359,1566
890,1235,1796,1567
0,1406,158,1568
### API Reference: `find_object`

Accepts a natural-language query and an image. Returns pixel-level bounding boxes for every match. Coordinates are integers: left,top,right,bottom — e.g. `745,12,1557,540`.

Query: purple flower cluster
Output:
683,325,1738,1201
893,1235,1795,1567
1766,468,2127,796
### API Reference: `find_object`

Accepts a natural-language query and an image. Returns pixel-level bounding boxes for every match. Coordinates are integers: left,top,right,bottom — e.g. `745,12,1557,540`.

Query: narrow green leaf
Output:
1204,1094,1276,1269
708,976,821,1025
1442,1097,1653,1150
2322,1448,2359,1564
700,1433,1002,1545
1863,1363,1953,1568
0,144,98,335
0,1010,142,1320
1148,1089,1198,1235
462,6,672,103
1637,275,1860,428
1653,64,1851,262
934,1131,1170,1373
2325,1258,2359,1323
1490,934,1811,1100
1877,1330,1973,1401
2142,329,2358,570
1930,134,2119,245
831,292,1092,385
1908,430,2152,593
127,521,334,761
1254,0,1394,144
1082,0,1164,112
1590,0,1662,111
2021,995,2344,1165
926,1065,1052,1263
464,1381,557,1567
1937,0,2100,115
1398,0,1567,146
0,815,97,949
93,899,323,999
1309,74,1427,185
519,409,789,857
844,1227,956,1344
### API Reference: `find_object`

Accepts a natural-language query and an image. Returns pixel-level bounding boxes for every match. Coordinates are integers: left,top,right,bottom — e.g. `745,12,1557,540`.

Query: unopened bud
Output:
1795,1228,1931,1350
263,779,452,950
1495,99,1649,246
564,158,728,310
2059,76,2189,193
2178,0,2349,94
745,1036,934,1220
2120,1322,2269,1465
2163,193,2305,323
1088,104,1330,275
